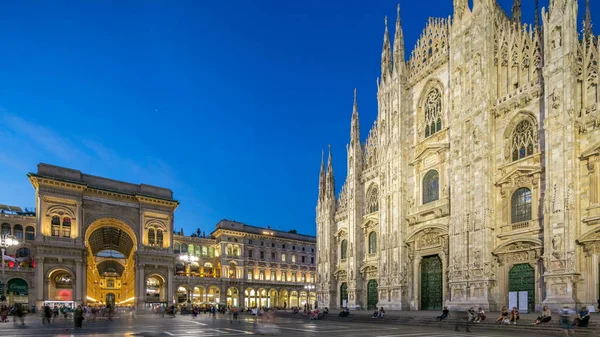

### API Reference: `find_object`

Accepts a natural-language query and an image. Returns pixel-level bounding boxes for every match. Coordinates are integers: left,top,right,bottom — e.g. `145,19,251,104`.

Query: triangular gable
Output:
410,142,449,166
496,165,542,187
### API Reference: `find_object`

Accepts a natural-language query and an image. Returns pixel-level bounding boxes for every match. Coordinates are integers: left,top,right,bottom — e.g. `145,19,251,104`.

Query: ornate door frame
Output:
406,227,449,310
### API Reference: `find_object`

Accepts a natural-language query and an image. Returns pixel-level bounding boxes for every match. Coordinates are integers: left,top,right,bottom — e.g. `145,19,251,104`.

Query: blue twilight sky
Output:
0,1,597,236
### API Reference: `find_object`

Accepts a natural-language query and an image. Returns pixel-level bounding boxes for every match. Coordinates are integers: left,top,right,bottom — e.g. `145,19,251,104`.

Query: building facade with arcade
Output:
1,163,316,310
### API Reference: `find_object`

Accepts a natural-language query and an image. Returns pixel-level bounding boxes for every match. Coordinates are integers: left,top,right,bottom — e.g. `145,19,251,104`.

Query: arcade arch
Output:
84,219,138,307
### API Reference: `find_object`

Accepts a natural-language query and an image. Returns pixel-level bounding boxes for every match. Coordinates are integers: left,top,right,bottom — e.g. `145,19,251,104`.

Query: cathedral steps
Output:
279,311,598,336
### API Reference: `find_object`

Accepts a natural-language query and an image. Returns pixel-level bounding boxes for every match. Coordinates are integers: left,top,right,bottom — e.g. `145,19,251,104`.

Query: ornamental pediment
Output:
359,263,377,273
335,228,348,238
361,213,379,228
580,141,600,160
492,239,542,255
495,164,542,188
410,142,450,166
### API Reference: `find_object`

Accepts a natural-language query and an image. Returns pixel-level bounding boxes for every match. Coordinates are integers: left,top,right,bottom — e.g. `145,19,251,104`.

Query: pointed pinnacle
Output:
584,0,592,40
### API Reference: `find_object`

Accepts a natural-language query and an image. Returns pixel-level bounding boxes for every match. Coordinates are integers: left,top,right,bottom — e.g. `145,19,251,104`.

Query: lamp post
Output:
179,253,198,305
304,285,316,308
0,234,19,300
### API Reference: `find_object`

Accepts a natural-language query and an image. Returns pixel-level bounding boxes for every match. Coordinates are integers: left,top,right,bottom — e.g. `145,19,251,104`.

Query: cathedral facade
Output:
316,0,600,312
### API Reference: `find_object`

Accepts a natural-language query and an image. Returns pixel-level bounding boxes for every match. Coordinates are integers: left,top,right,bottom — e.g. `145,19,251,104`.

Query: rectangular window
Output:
292,274,297,282
292,255,296,263
282,272,287,282
301,256,305,263
260,251,265,259
311,248,314,252
259,271,265,280
311,257,314,264
282,244,286,249
282,254,286,262
271,252,275,260
247,271,253,280
248,250,253,258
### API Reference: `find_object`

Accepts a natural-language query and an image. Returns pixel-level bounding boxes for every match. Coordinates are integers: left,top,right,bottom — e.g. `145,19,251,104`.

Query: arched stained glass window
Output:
366,185,379,214
156,230,163,246
174,242,181,254
511,188,532,223
341,240,348,260
51,216,61,226
368,232,377,254
423,170,440,204
181,243,188,253
511,120,536,161
148,228,156,245
424,88,443,137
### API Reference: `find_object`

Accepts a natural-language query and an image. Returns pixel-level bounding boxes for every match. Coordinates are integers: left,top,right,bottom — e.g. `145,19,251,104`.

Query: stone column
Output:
411,256,422,310
438,252,447,304
35,257,45,308
167,266,174,306
74,260,82,304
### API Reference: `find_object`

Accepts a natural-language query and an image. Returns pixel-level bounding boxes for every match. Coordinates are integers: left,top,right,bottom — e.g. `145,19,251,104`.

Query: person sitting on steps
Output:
495,306,510,324
436,306,449,321
572,306,591,327
532,306,552,325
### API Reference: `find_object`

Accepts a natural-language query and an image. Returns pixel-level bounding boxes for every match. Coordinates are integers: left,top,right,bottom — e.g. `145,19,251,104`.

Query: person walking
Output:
559,305,576,337
73,305,84,329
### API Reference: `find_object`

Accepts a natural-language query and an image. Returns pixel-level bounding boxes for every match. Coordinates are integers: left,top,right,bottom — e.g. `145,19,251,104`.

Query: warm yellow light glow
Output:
117,296,135,305
86,296,99,302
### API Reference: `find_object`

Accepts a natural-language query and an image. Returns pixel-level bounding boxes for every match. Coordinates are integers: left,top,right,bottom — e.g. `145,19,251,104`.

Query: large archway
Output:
85,219,137,308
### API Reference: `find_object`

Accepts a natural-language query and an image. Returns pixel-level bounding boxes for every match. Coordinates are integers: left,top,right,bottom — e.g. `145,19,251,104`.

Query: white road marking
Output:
223,327,255,334
164,332,175,336
188,320,208,325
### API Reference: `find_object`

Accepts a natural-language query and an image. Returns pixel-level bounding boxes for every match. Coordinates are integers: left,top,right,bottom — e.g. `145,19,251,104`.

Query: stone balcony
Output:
497,219,542,238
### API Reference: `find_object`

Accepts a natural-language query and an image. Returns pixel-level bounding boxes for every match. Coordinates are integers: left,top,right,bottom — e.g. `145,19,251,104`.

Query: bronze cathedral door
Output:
420,255,443,310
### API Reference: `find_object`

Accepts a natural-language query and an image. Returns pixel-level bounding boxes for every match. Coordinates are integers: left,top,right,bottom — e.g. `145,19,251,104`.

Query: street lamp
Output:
304,285,315,291
179,253,199,305
0,234,19,299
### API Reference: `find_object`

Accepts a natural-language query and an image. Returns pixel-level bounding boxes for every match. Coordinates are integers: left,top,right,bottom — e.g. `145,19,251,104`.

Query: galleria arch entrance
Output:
85,220,137,307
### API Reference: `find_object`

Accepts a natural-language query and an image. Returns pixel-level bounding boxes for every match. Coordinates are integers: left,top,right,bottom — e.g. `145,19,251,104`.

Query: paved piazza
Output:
0,313,559,337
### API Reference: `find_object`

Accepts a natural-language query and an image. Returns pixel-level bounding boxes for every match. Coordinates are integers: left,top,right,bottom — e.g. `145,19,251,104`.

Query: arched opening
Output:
7,278,28,306
47,269,74,308
290,291,299,308
207,286,220,305
244,288,256,308
176,285,188,304
299,291,308,307
308,291,316,307
509,263,535,313
193,286,206,306
268,289,278,308
367,279,378,310
227,287,239,307
420,255,442,310
85,220,137,308
146,275,166,306
13,225,23,241
280,290,289,308
340,283,348,307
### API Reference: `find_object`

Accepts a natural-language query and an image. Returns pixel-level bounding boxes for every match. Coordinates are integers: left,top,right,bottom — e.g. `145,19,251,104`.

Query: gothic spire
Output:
326,145,335,200
512,0,522,23
319,149,325,200
584,0,593,42
381,16,392,80
393,3,405,72
350,89,360,146
534,0,540,31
